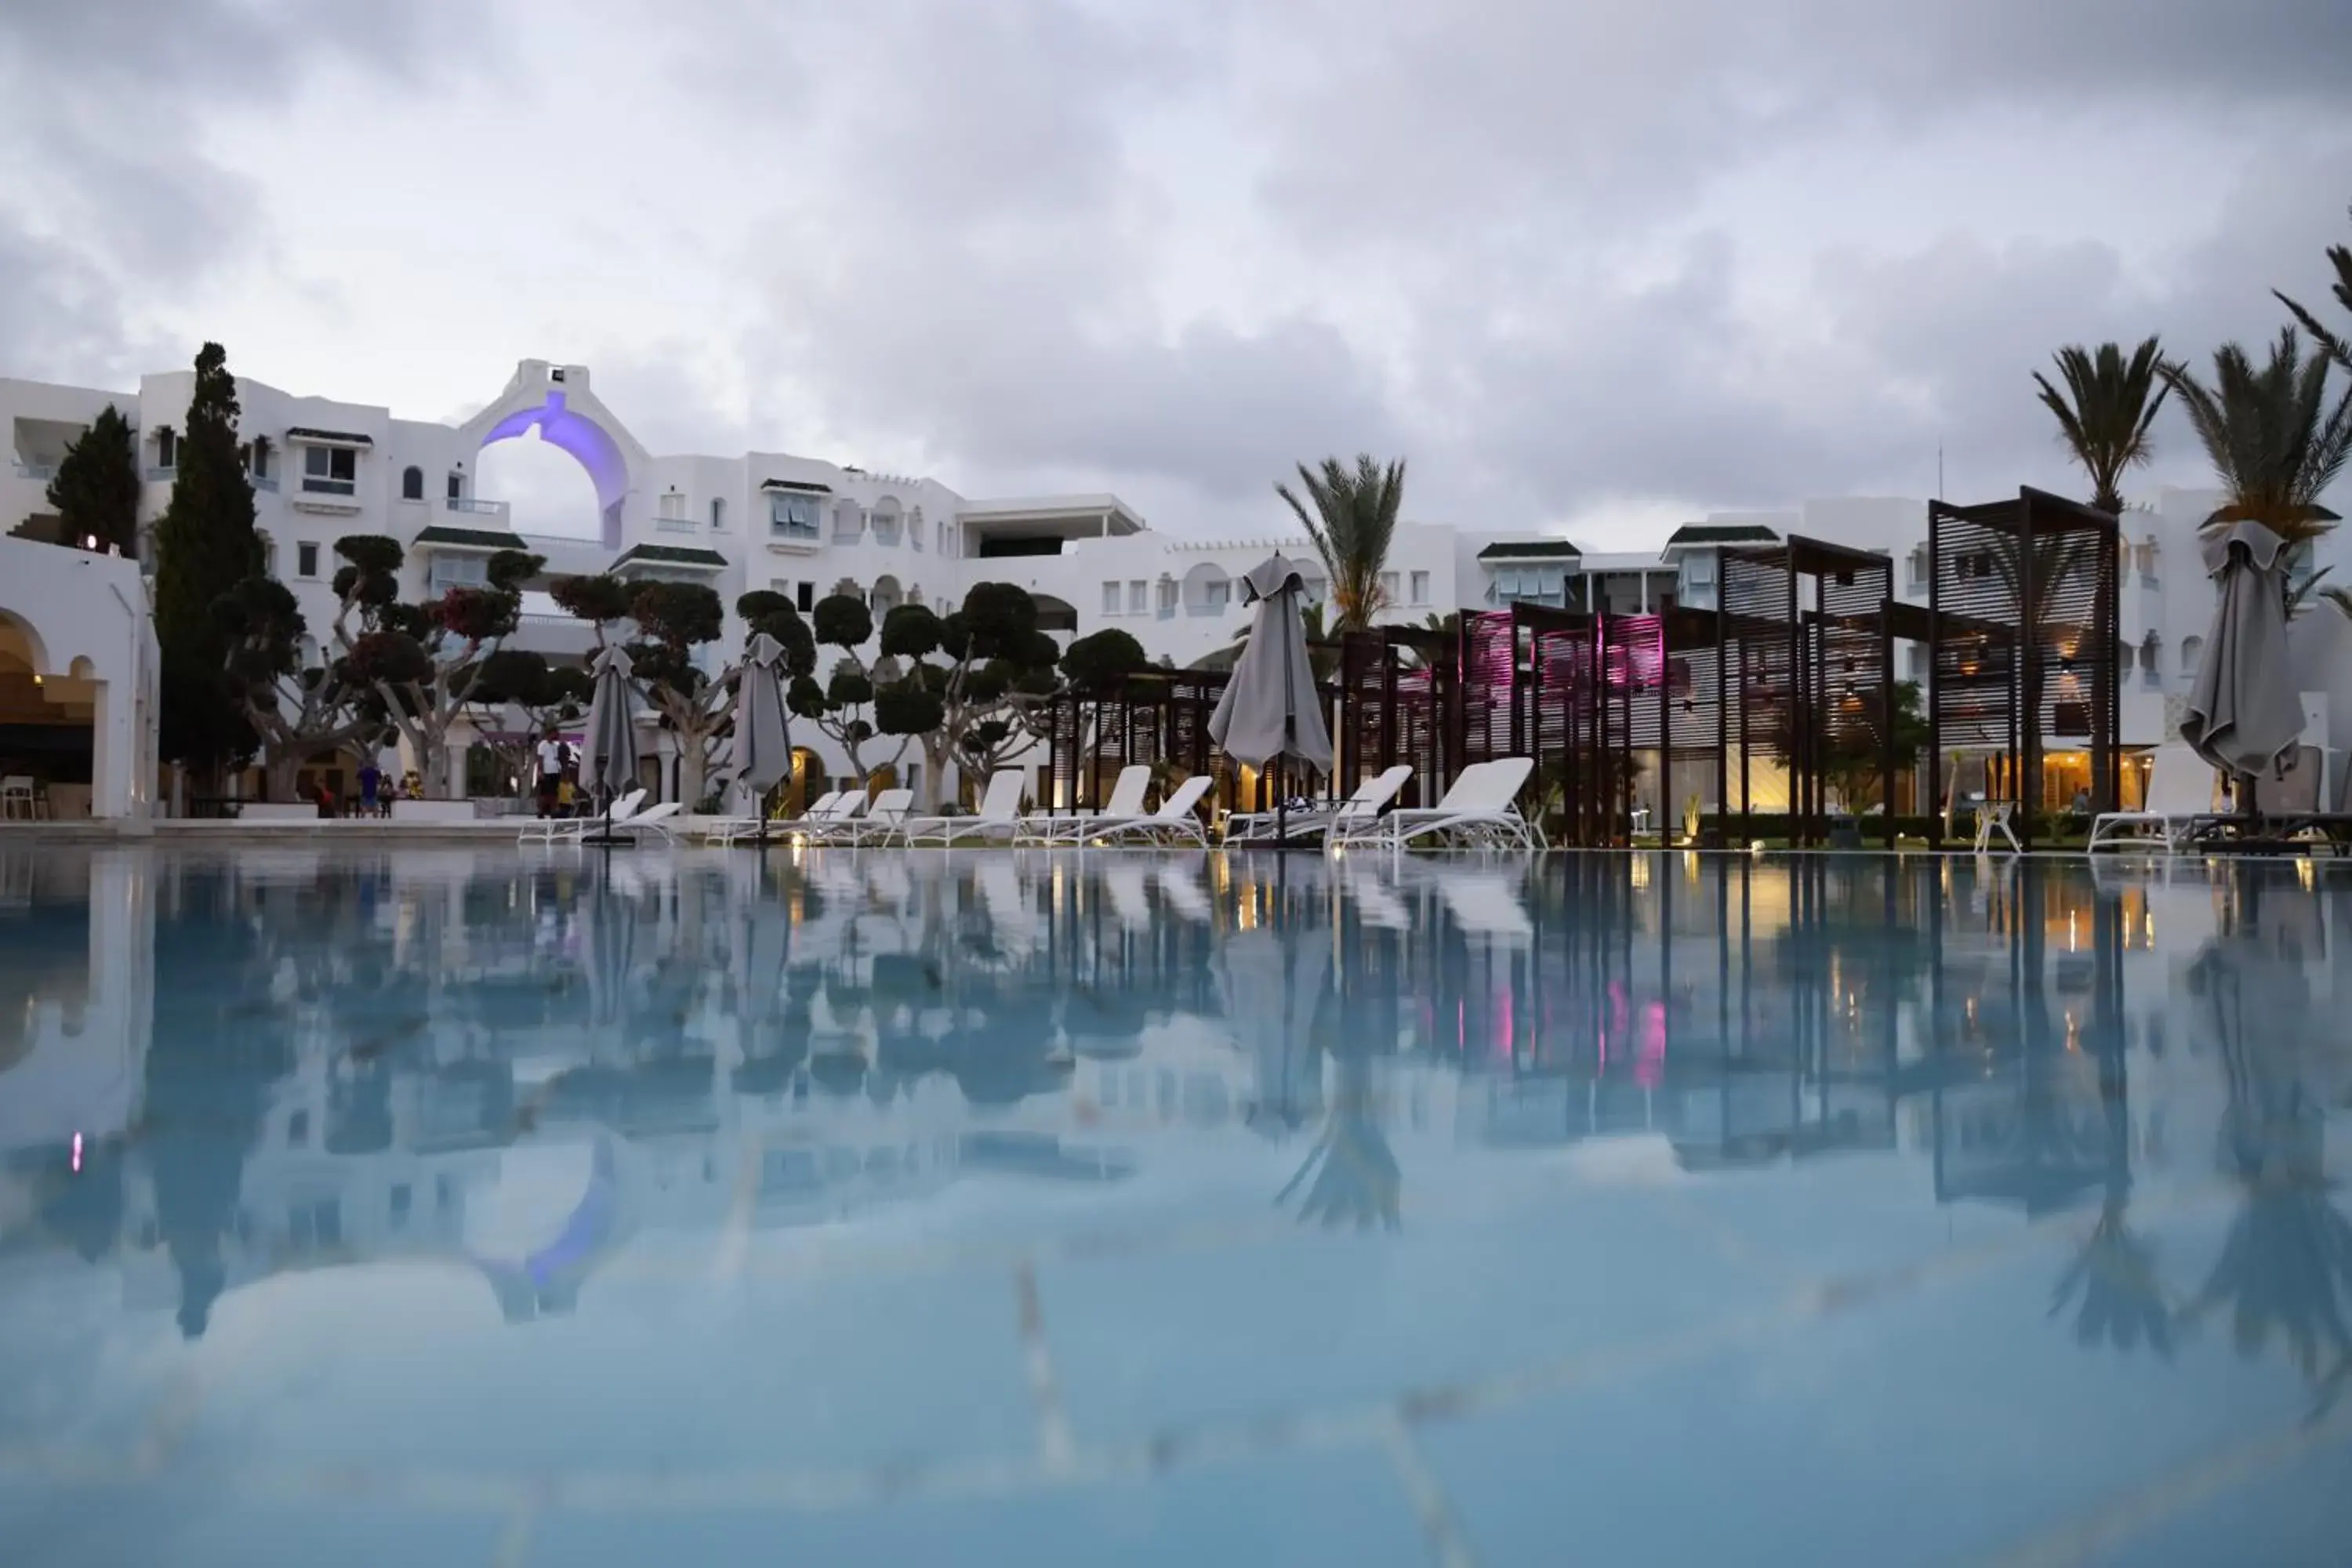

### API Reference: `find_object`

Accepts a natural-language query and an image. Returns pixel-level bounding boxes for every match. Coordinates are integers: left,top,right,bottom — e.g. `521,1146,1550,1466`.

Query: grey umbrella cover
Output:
583,644,644,799
2180,522,2305,781
1207,553,1335,774
733,631,793,797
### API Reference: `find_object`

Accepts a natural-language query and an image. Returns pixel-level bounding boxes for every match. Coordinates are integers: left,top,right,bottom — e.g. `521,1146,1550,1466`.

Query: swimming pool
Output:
2,845,2349,1565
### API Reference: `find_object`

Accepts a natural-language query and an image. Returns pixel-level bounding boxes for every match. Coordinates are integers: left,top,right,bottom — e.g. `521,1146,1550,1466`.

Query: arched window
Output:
401,465,424,501
2180,635,2204,673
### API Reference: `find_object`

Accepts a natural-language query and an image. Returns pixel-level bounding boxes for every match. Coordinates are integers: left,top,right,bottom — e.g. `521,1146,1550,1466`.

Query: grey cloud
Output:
0,0,499,378
1246,0,2352,244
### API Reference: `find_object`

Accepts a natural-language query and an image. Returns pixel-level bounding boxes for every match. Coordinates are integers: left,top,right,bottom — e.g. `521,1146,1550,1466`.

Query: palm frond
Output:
2163,328,2352,544
2323,585,2352,621
2032,337,2169,514
2274,204,2352,374
1275,453,1406,636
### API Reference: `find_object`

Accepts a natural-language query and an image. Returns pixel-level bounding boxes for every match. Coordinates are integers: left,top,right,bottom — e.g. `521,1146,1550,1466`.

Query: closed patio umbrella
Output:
731,630,793,846
1209,554,1334,844
582,644,642,846
2180,522,2304,804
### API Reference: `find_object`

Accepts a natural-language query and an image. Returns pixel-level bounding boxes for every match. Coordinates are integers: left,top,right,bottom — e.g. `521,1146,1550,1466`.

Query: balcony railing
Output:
11,461,55,482
446,496,507,516
771,521,821,543
144,465,175,483
654,515,699,534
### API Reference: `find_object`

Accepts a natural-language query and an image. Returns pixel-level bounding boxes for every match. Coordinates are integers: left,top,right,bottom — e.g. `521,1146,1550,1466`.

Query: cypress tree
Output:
45,404,141,559
151,343,263,778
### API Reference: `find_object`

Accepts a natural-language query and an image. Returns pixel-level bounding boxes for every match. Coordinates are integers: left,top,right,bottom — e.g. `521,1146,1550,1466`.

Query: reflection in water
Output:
2,846,2350,1404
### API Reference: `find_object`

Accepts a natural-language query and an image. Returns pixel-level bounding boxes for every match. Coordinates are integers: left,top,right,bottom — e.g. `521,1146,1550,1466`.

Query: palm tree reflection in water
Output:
2183,883,2352,1414
1272,880,1403,1232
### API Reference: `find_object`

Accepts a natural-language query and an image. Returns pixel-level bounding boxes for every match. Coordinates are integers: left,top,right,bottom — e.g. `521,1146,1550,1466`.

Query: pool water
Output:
3,845,2350,1566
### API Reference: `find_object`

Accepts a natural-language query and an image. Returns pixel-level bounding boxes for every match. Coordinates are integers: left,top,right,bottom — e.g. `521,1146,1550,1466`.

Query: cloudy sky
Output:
2,0,2348,546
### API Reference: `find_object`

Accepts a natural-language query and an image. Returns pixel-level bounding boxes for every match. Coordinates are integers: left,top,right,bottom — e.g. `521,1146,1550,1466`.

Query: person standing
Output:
535,727,565,818
358,759,382,818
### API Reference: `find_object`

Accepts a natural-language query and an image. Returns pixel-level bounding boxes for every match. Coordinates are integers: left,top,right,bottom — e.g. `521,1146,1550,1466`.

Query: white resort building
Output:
4,356,2345,819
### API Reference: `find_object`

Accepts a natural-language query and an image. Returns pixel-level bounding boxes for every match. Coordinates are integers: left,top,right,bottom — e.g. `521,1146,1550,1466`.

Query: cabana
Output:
1928,487,2122,851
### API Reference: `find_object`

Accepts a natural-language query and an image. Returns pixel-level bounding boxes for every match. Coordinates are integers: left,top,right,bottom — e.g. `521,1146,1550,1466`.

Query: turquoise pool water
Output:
2,845,2350,1566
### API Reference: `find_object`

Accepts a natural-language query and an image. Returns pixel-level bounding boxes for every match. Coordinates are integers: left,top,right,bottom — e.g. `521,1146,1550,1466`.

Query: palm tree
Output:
2031,338,2170,515
2163,328,2352,549
1276,454,1407,636
2276,204,2352,374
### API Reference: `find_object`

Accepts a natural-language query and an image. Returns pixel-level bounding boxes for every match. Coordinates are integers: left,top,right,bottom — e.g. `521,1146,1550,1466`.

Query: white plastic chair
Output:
1071,775,1214,848
899,770,1025,847
0,777,40,821
1022,765,1150,845
1972,798,2022,855
1341,757,1543,853
610,800,684,844
1228,764,1412,845
2087,744,2216,854
521,787,644,844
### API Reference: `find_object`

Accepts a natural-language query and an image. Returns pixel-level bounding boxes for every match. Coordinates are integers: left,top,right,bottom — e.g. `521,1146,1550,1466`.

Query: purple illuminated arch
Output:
478,390,633,548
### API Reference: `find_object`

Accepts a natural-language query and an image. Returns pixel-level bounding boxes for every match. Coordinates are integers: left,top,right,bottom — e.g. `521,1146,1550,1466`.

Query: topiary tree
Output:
153,343,264,784
45,404,140,560
326,535,543,797
878,583,1062,808
465,649,593,797
789,593,905,789
212,575,385,802
549,575,816,806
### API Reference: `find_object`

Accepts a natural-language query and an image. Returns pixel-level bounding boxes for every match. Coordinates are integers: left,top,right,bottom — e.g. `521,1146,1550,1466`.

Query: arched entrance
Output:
455,362,653,550
0,610,94,818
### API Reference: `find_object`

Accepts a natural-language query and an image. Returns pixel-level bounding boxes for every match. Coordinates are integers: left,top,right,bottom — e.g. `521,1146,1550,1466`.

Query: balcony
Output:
11,461,54,482
654,515,700,535
446,496,507,517
254,474,280,494
143,465,175,483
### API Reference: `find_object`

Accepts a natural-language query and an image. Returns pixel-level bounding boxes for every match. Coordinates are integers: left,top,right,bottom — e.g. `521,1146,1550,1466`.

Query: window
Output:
796,581,814,613
833,503,862,542
711,498,726,531
1102,581,1121,615
2117,641,2134,673
301,445,356,495
390,1184,412,1223
297,541,319,578
249,440,269,479
288,1109,310,1145
156,428,176,467
910,506,924,551
658,490,688,521
1907,644,1928,681
262,537,278,577
1907,547,1929,588
1158,577,1178,614
400,465,423,501
1206,578,1232,610
769,494,820,539
2181,636,2203,673
429,552,490,593
1684,555,1716,586
936,519,951,556
1410,570,1430,606
1128,579,1147,613
1379,571,1401,603
447,470,463,500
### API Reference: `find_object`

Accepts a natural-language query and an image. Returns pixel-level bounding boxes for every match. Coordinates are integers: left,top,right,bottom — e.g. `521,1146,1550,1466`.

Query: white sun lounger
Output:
707,789,843,845
604,800,684,844
1070,775,1215,848
1021,765,1151,845
521,788,645,844
797,791,873,846
840,788,915,847
900,770,1026,847
1330,757,1542,852
1226,764,1413,845
2087,744,2216,854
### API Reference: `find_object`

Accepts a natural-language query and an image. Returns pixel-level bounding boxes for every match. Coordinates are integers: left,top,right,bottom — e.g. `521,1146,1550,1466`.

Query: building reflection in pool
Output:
2,846,2350,1411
